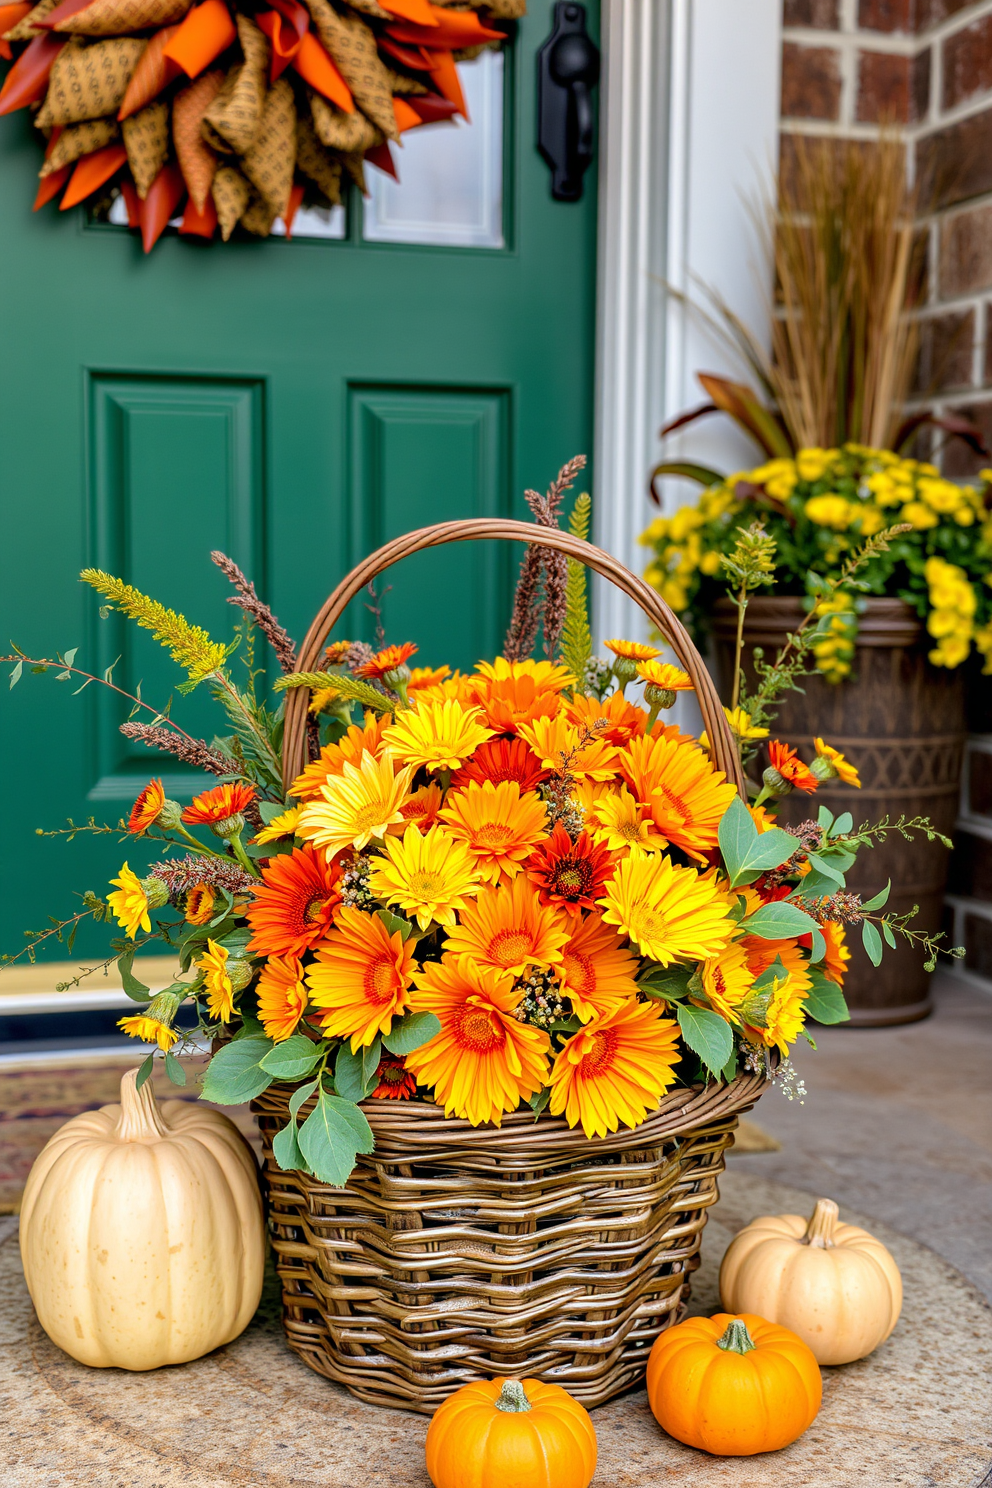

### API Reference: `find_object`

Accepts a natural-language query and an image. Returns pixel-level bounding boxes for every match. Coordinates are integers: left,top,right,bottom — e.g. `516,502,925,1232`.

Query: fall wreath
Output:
0,0,523,248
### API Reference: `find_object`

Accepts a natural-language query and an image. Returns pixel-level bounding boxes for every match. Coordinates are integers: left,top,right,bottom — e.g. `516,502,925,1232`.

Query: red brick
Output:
914,310,975,394
940,203,992,295
858,0,914,31
784,0,840,24
942,401,992,477
856,48,929,122
943,15,992,110
781,42,842,119
916,107,992,211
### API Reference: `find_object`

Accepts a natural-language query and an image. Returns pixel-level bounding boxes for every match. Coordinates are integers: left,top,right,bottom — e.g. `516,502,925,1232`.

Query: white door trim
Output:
592,0,783,646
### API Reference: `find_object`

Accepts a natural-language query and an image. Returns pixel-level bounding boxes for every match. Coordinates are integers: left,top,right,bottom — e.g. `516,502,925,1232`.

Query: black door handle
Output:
538,2,601,202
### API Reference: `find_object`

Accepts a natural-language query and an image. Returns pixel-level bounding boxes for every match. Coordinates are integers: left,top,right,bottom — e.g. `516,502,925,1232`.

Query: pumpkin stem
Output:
495,1379,532,1413
803,1198,839,1249
114,1067,169,1142
716,1319,757,1354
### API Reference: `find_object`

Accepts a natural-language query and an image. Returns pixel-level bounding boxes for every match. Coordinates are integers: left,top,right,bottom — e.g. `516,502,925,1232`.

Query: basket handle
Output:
281,519,745,797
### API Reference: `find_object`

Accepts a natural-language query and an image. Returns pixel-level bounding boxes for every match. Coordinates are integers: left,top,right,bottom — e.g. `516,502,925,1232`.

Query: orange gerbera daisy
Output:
183,781,256,826
449,737,549,794
603,639,660,662
355,641,418,681
620,733,738,861
700,940,755,1021
463,657,572,733
558,912,640,1022
548,1001,681,1139
767,740,819,793
246,844,343,957
289,711,392,801
565,691,648,747
820,920,850,986
370,1053,418,1099
407,664,451,692
399,782,445,832
185,883,216,926
256,955,308,1042
405,955,551,1125
526,824,614,917
306,906,416,1051
517,715,619,782
439,780,548,883
444,873,570,979
128,778,165,834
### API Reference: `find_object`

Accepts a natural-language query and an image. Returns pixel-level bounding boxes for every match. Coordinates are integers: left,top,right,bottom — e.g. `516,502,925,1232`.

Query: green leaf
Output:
271,1075,319,1174
259,800,289,824
638,966,692,1001
676,1003,733,1078
804,851,846,886
742,901,818,939
362,1037,382,1089
376,909,416,942
334,1042,369,1102
528,1086,551,1120
718,796,796,887
720,1047,738,1084
382,1011,441,1055
134,1053,154,1091
231,1014,266,1041
861,880,891,912
794,868,841,898
117,949,150,1002
260,1034,325,1081
832,811,853,836
650,460,727,490
882,920,897,949
817,804,835,831
164,1051,187,1086
809,927,826,964
297,1090,374,1186
862,919,884,967
200,1035,274,1104
805,973,850,1024
8,660,22,689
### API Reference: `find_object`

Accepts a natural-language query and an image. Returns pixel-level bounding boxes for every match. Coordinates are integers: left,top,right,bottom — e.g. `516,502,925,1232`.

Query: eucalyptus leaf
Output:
817,804,835,831
334,1043,368,1102
117,949,150,1002
809,927,826,964
882,920,897,949
742,901,818,940
719,797,796,886
164,1051,187,1086
676,1002,733,1077
862,919,884,967
134,1053,154,1091
362,1037,382,1089
832,811,853,836
804,851,846,886
272,1118,310,1174
376,909,417,942
861,880,891,912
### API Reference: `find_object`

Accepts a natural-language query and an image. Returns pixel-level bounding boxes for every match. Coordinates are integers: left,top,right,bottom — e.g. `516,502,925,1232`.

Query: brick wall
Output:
780,0,992,986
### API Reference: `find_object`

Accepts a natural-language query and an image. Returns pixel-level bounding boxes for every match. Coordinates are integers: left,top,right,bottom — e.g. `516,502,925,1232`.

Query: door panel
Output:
0,0,600,956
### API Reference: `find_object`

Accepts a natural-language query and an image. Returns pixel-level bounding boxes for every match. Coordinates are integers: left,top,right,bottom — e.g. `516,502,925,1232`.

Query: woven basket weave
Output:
259,519,757,1413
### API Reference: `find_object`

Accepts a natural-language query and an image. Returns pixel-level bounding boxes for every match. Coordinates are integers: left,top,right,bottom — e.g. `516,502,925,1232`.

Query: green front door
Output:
0,0,599,958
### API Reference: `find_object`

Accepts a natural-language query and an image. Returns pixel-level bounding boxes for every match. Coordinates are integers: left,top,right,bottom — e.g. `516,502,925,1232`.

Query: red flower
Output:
371,1054,418,1100
128,778,165,834
526,825,613,917
182,781,257,825
450,737,549,794
246,843,343,958
355,642,418,681
767,741,818,793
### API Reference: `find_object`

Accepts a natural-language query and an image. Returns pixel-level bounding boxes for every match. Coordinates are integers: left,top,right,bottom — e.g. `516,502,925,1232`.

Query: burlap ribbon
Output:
54,0,190,36
39,112,116,173
37,34,144,124
303,0,397,140
310,90,378,152
4,0,56,39
211,159,247,238
239,185,274,235
337,146,365,194
200,13,266,155
172,66,222,208
121,96,168,194
383,64,426,94
340,0,390,17
240,73,295,220
295,112,340,203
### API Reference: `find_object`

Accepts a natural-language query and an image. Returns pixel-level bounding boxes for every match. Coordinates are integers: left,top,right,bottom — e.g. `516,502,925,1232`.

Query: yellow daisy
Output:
439,780,548,883
548,1000,682,1138
382,697,494,773
108,863,151,941
814,737,862,787
636,661,693,691
598,854,734,966
199,939,236,1023
517,714,619,781
296,752,414,857
604,639,660,662
590,785,664,855
742,937,812,1055
367,824,483,930
117,1014,178,1051
699,941,755,1021
253,804,302,845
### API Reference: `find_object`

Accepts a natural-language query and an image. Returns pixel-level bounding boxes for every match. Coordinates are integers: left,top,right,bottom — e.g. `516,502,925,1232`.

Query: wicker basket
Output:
259,519,759,1413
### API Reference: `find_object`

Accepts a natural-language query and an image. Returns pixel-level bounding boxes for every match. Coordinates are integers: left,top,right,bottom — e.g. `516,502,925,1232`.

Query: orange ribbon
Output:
0,32,64,114
392,95,421,133
179,191,217,237
291,31,352,111
138,160,184,250
163,0,236,79
255,0,306,83
386,6,504,48
281,179,303,237
60,142,128,209
118,25,181,117
377,0,436,24
0,2,32,59
33,162,70,208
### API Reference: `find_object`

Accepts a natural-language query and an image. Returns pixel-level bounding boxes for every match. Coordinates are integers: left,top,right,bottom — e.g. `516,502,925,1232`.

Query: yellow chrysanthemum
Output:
725,706,769,741
814,737,861,787
382,696,495,772
288,711,392,801
557,911,640,1022
742,937,812,1055
253,804,302,845
438,780,548,883
636,661,693,692
604,639,660,661
598,854,734,966
517,714,619,781
548,1000,682,1138
117,1014,178,1051
444,873,570,980
296,752,414,857
367,824,483,930
199,939,235,1024
405,954,551,1126
108,863,151,940
700,941,755,1021
591,784,664,855
306,906,416,1051
256,955,308,1042
620,733,738,860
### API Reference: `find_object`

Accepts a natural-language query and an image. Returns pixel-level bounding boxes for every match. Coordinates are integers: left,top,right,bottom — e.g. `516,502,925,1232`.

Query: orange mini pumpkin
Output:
646,1312,822,1456
425,1376,597,1488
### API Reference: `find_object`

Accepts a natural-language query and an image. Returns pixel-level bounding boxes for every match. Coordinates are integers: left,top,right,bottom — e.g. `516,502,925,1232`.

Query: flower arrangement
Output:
641,444,992,683
3,464,947,1187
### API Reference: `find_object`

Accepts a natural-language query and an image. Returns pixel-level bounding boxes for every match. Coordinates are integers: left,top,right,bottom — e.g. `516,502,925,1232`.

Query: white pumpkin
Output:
19,1067,265,1370
719,1197,902,1366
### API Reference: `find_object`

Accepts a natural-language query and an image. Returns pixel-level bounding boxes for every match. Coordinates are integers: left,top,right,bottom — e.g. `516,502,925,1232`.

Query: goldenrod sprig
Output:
80,570,233,689
560,493,593,689
274,670,393,713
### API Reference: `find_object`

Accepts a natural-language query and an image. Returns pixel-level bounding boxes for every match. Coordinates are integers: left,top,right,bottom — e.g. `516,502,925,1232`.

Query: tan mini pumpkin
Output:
19,1067,265,1370
719,1197,902,1365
